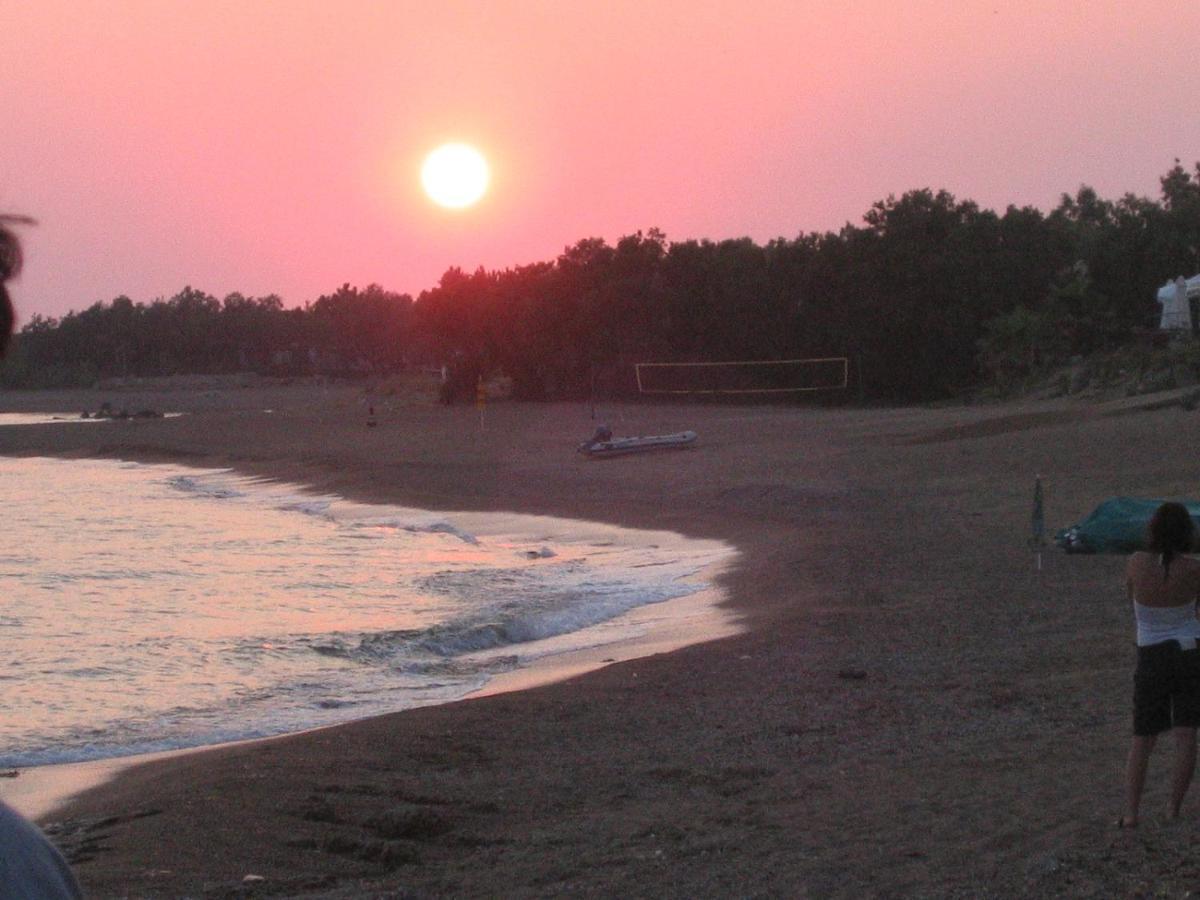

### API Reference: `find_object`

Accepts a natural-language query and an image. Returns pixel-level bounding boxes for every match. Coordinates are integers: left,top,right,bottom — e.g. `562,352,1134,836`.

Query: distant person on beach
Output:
0,215,84,897
1121,501,1200,828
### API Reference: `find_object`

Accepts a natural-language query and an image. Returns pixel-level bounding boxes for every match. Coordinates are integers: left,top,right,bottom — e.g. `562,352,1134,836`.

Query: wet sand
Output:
2,575,737,823
1,383,1199,896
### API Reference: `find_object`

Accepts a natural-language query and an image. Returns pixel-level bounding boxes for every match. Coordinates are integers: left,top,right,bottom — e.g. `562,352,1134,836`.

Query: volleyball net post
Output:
633,357,850,396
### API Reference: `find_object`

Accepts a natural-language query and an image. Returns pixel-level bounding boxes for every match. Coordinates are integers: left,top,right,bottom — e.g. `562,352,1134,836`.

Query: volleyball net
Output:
634,357,849,395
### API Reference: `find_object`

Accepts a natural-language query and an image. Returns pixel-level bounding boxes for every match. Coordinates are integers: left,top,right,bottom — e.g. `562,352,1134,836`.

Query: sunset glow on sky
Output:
4,1,1200,319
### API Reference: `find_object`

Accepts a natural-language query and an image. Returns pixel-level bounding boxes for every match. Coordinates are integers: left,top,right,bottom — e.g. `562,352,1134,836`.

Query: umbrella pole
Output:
1032,475,1046,573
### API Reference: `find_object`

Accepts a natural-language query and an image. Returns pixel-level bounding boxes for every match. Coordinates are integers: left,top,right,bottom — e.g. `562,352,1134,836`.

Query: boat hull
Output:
578,430,697,457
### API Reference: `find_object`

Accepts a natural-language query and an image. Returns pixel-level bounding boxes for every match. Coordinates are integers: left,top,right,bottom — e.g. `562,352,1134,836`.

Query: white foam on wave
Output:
0,457,738,768
167,473,246,500
166,471,482,541
403,522,479,545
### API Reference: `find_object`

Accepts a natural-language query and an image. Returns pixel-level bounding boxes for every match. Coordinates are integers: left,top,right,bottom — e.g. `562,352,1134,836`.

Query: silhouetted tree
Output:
12,161,1200,401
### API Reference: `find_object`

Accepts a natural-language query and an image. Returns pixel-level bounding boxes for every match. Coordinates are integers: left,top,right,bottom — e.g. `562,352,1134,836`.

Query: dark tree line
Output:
8,161,1200,402
3,284,415,387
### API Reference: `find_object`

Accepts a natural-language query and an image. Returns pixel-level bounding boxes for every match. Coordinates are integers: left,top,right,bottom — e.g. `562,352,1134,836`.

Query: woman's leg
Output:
1170,726,1198,818
1125,734,1158,826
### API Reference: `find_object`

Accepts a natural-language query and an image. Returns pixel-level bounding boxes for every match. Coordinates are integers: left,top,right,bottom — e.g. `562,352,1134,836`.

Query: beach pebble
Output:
1026,854,1061,879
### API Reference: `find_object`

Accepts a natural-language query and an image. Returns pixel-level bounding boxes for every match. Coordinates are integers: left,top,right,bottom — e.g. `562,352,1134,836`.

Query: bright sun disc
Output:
421,143,490,209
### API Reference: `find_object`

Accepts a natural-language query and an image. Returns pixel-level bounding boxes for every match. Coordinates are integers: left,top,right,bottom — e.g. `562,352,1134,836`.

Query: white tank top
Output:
1134,600,1200,649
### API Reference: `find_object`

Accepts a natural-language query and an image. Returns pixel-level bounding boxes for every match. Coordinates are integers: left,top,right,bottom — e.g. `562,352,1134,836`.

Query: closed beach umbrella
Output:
1031,476,1045,546
1031,476,1045,571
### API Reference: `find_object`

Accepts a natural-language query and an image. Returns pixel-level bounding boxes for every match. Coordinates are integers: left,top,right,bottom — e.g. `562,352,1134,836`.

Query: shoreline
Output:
2,386,1194,896
0,528,739,823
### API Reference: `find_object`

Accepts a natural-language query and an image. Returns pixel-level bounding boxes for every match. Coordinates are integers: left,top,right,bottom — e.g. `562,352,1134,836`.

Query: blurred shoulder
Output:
0,801,81,899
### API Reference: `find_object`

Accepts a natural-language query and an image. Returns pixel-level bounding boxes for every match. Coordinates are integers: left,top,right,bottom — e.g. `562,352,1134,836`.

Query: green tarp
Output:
1055,497,1200,554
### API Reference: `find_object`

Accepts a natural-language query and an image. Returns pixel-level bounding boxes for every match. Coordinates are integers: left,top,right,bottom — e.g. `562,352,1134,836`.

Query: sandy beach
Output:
2,382,1199,897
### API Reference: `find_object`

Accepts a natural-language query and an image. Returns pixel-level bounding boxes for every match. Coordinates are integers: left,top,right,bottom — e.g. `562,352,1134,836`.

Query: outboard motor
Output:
580,424,613,452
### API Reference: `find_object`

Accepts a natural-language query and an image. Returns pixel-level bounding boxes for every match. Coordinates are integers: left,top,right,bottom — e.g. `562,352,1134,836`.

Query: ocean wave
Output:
278,498,335,518
401,521,478,544
166,473,245,499
308,572,697,666
165,471,485,543
0,456,735,768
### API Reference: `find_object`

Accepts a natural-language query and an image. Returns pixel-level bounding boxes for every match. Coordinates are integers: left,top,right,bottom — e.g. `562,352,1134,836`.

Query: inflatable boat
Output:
578,425,697,458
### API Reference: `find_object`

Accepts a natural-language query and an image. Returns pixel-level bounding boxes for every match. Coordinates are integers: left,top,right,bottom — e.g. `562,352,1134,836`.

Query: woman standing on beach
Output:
1122,501,1200,828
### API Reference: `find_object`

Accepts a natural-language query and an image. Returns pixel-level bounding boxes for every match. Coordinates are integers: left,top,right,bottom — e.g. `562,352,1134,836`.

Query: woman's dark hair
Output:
1148,501,1195,573
0,215,34,359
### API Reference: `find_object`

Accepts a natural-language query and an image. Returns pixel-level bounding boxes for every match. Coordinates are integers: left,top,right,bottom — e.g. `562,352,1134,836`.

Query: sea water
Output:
0,456,734,767
0,413,184,425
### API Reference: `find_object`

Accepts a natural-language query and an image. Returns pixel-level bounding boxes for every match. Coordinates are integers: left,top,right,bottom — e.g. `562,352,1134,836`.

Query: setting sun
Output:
421,143,490,209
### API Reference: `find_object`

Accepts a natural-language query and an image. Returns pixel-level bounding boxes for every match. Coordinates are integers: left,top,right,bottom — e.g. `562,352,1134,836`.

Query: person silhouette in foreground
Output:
1122,501,1200,828
0,215,23,354
0,216,84,898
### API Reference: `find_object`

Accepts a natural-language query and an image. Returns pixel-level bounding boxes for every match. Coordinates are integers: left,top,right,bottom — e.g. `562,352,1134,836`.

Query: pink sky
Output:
4,0,1200,319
